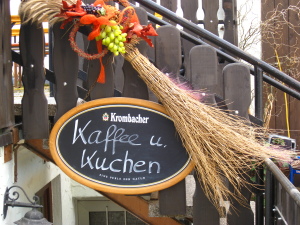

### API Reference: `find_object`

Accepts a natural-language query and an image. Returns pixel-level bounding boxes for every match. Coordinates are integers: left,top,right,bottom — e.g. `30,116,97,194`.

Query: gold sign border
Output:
49,97,194,195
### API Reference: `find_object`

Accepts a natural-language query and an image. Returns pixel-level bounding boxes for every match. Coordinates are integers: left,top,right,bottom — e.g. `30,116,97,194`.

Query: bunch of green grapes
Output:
95,21,127,56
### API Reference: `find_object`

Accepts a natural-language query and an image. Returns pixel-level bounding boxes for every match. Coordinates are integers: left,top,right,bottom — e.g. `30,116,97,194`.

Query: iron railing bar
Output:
135,0,300,92
147,13,300,100
265,158,300,207
274,206,289,225
263,76,300,100
254,65,264,225
254,66,263,120
265,167,275,225
255,165,265,225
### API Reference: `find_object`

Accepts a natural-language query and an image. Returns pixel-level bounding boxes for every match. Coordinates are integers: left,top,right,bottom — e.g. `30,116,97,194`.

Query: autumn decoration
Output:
19,0,294,215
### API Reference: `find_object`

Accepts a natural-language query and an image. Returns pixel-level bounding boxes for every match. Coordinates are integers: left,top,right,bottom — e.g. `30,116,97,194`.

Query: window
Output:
77,199,147,225
36,182,53,223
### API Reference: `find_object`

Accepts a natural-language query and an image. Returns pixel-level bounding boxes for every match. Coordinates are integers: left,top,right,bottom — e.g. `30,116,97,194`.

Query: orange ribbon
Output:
96,40,106,83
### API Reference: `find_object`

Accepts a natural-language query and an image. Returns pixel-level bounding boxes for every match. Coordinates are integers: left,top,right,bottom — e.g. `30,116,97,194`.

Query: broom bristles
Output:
124,41,293,215
18,0,75,25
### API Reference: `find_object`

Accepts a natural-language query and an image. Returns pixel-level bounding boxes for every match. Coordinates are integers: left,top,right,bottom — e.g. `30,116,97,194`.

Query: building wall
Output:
0,146,15,223
0,145,102,224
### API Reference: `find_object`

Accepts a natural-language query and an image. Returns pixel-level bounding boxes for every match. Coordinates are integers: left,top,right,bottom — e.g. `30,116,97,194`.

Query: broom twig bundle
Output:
19,0,72,25
123,40,292,213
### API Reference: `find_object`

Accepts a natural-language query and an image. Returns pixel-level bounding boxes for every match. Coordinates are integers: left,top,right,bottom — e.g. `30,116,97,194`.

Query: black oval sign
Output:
49,98,193,194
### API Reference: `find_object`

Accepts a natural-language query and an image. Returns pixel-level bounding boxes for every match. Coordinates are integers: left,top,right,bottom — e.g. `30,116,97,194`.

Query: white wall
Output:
0,144,103,225
0,147,15,223
0,145,97,224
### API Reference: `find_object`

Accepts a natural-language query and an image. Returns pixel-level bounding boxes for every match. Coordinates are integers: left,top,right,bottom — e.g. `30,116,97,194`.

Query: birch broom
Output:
19,0,293,214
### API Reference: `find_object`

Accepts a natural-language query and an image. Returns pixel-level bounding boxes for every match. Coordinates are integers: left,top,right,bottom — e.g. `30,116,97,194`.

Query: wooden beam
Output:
0,131,13,147
4,145,13,163
100,192,182,225
25,139,54,162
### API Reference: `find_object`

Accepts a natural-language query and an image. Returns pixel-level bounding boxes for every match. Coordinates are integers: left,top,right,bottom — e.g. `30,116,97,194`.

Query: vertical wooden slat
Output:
0,0,14,130
52,22,78,122
181,0,198,77
76,30,89,89
223,63,251,119
181,0,198,23
159,180,186,216
202,0,219,35
188,45,221,96
223,0,238,45
145,1,157,67
19,17,48,139
189,44,221,225
83,0,115,98
155,25,181,76
193,177,220,225
122,7,149,99
160,0,177,13
160,0,177,25
113,55,125,94
86,40,115,100
155,25,186,216
223,63,254,225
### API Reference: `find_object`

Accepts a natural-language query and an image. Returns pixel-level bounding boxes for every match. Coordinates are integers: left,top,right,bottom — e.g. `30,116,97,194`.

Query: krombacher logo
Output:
108,112,150,124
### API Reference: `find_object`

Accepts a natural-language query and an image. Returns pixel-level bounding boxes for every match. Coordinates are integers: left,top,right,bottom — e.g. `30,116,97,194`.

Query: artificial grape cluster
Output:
81,4,106,16
95,21,127,56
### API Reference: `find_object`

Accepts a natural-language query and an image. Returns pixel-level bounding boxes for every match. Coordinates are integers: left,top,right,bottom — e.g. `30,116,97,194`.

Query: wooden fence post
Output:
187,45,221,96
223,63,254,225
155,25,186,216
19,18,48,139
86,41,115,100
155,25,182,76
189,45,222,225
181,0,198,77
223,0,238,45
160,0,177,26
202,0,219,35
0,0,14,130
52,22,79,122
122,7,149,99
